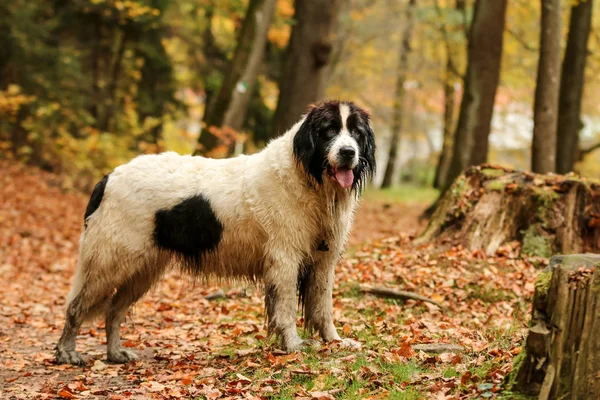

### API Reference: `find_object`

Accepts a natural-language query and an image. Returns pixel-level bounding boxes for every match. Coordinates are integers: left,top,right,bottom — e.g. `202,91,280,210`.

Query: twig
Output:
204,289,226,301
359,285,443,308
412,343,464,354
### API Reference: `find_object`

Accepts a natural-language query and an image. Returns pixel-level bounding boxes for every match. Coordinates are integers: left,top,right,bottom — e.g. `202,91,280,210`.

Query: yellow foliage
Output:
268,25,291,48
349,10,365,21
0,85,36,123
276,0,294,18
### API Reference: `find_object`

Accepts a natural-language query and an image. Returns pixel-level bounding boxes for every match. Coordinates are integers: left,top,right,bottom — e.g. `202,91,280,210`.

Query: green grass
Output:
388,360,421,382
388,388,423,400
363,184,439,204
465,283,515,303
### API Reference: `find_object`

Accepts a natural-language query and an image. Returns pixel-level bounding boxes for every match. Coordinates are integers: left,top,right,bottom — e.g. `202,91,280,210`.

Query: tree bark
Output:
90,19,102,125
415,165,600,256
532,0,562,174
443,0,507,192
508,254,600,398
222,0,277,150
432,0,464,190
380,0,416,189
434,72,456,189
271,0,342,138
556,0,593,174
99,27,129,132
198,0,276,154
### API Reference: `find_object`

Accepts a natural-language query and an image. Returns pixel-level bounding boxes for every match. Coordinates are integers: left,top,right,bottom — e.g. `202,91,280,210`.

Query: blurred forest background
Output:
1,0,599,191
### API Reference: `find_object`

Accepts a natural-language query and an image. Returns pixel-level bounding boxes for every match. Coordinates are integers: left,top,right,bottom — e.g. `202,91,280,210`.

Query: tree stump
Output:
415,165,600,256
507,254,600,399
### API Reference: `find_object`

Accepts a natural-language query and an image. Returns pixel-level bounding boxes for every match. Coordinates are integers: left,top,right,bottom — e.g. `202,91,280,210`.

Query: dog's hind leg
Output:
55,262,113,365
106,262,164,363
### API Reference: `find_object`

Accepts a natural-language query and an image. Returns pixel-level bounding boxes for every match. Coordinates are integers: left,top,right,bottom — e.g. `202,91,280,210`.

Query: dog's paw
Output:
300,339,322,351
55,349,86,366
282,338,322,353
335,338,362,350
107,348,138,364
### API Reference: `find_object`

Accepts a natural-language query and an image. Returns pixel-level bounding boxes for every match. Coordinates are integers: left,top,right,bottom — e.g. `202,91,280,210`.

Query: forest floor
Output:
0,161,541,400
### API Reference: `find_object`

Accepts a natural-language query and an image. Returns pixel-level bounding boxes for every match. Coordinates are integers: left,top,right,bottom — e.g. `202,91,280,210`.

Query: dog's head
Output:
293,101,376,192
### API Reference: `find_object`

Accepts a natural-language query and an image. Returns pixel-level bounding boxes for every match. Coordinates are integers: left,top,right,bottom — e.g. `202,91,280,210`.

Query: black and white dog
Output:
55,101,376,365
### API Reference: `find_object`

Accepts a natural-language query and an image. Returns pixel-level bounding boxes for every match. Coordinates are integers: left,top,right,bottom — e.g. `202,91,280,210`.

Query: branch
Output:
359,285,443,308
433,0,465,81
578,142,600,161
506,27,538,53
452,0,470,40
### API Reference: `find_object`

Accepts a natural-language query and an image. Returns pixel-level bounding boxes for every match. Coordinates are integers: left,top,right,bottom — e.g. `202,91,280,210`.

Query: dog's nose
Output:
339,147,356,159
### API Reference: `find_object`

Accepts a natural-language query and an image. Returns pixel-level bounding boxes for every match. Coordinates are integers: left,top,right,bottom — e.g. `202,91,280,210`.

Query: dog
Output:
55,100,376,365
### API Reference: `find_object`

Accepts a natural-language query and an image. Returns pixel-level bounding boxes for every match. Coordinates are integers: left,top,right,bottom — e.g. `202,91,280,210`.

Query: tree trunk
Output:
198,0,276,155
507,254,600,399
433,74,456,189
90,19,102,125
443,0,507,191
271,0,342,138
99,28,129,132
415,165,600,256
532,0,562,174
433,0,464,190
556,0,593,174
222,0,277,153
380,0,416,189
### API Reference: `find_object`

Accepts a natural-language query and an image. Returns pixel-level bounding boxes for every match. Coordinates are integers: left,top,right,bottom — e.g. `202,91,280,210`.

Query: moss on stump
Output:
415,164,600,256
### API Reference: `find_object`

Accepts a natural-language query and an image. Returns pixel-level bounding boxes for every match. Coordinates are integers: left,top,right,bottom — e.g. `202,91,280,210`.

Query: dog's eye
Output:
322,129,337,139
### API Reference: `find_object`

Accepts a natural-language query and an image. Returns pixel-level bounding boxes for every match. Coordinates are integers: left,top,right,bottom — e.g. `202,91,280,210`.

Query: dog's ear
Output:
363,120,376,175
352,113,377,193
293,113,316,175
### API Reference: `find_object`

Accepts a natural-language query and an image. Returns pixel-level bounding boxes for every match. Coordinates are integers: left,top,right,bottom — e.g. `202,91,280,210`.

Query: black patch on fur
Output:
84,174,110,225
317,240,329,252
293,101,342,186
346,102,377,192
265,283,277,334
292,100,376,193
154,195,223,272
297,264,311,312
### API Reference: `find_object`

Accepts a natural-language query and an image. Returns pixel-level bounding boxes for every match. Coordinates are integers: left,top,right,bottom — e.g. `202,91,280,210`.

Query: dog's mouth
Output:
327,166,354,189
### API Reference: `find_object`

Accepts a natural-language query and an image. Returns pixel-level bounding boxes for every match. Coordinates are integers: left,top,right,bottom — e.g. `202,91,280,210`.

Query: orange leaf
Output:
342,323,352,335
57,388,76,399
397,341,415,359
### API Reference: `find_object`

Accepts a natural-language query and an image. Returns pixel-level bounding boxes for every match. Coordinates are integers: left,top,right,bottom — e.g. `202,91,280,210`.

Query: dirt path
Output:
349,200,428,247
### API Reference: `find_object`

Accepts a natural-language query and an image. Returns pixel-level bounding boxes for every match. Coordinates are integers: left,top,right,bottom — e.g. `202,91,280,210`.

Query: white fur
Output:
327,104,359,168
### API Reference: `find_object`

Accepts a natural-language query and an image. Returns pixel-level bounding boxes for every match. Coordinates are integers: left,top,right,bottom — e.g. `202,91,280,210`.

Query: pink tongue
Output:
334,168,354,188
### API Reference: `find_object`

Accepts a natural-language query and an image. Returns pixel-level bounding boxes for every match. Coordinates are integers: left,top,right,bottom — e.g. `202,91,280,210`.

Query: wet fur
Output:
55,101,376,365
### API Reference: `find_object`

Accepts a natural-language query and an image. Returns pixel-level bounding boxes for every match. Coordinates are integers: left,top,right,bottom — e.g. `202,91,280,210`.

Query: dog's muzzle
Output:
337,146,357,169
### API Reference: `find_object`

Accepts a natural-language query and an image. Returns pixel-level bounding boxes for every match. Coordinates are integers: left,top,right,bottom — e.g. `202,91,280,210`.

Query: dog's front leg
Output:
302,251,361,350
264,254,317,353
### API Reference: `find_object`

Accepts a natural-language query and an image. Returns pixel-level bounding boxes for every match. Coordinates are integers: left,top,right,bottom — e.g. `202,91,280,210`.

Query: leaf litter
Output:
0,161,539,399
